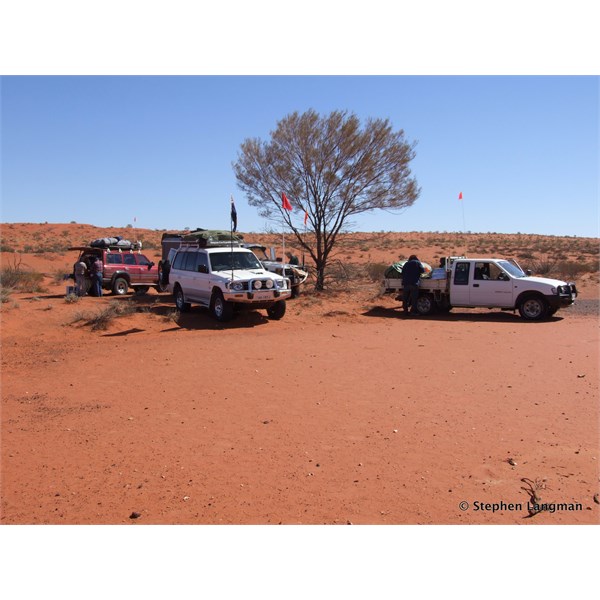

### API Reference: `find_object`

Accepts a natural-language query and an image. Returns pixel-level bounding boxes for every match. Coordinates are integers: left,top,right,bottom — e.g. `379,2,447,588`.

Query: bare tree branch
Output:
233,109,420,290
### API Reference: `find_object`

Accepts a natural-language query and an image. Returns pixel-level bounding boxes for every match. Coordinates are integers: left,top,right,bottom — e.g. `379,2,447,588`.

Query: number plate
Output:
253,291,274,301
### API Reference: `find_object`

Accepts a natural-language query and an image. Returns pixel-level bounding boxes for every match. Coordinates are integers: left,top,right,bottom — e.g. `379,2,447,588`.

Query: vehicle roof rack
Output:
179,239,243,249
179,229,244,248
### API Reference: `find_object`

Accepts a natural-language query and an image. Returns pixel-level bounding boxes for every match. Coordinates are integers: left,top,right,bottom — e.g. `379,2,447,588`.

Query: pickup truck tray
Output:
382,277,448,292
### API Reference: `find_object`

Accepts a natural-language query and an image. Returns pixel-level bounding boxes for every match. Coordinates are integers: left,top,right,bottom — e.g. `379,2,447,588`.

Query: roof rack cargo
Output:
161,229,244,258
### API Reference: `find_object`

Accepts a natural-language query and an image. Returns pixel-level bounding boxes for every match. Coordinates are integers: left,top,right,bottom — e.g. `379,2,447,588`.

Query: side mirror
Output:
526,269,532,276
197,265,208,274
148,262,154,270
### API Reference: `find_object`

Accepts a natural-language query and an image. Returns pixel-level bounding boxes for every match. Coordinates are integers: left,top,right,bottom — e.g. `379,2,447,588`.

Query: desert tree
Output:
233,109,420,290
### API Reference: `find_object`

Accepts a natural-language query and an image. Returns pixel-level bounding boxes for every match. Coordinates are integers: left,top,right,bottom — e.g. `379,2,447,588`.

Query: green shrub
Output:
84,301,137,331
365,262,389,282
0,259,47,293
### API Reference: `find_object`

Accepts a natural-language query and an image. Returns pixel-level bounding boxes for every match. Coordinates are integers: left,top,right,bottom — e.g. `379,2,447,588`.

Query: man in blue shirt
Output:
402,255,424,315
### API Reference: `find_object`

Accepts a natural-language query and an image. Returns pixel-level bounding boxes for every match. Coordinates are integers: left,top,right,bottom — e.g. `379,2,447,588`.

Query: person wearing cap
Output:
401,254,424,315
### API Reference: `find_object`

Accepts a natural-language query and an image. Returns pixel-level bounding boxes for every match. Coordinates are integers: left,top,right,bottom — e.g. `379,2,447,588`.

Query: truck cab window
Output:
474,262,491,280
454,262,470,285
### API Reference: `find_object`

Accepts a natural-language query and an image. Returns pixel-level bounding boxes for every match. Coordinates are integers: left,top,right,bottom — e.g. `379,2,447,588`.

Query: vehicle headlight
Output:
551,287,557,294
232,281,245,291
253,280,263,290
265,279,274,289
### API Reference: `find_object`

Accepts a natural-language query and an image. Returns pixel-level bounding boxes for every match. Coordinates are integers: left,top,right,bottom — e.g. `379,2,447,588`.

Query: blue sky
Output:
1,75,597,237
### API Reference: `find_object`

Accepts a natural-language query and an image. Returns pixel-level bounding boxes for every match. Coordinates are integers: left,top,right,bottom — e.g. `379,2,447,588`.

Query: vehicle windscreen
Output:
210,251,263,272
250,248,269,262
498,260,526,278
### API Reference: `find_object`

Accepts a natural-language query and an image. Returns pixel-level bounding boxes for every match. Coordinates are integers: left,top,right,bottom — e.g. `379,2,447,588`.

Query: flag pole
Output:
230,196,237,285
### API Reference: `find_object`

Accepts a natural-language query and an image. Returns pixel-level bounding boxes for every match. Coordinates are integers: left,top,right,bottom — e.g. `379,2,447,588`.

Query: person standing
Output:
73,258,88,296
402,254,424,315
285,251,300,266
90,255,104,297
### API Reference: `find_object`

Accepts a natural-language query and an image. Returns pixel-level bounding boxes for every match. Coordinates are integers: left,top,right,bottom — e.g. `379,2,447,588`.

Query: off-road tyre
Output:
266,300,286,320
174,285,191,312
415,293,436,316
157,262,169,292
518,295,548,321
112,277,129,295
210,290,234,322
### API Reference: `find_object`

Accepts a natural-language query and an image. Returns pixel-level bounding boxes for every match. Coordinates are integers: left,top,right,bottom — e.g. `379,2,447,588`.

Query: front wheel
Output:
518,295,548,320
112,277,129,295
210,290,234,322
266,300,286,320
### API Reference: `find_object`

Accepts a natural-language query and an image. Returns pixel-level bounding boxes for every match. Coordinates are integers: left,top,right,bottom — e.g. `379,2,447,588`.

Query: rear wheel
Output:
112,277,129,295
518,295,548,320
416,294,436,315
210,290,234,322
267,300,286,320
174,285,191,312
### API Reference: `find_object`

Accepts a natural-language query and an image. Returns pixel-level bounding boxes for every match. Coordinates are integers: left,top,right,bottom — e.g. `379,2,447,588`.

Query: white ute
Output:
168,242,291,322
382,256,577,320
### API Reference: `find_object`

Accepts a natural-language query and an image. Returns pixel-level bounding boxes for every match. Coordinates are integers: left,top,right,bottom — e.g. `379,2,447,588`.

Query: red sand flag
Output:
304,210,308,225
458,192,463,200
282,192,293,211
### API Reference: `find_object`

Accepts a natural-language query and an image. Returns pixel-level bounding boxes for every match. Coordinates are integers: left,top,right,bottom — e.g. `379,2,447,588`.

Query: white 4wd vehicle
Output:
382,256,577,320
168,243,291,321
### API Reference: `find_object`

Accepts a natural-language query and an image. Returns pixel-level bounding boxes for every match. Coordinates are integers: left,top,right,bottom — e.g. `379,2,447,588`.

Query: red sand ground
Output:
1,225,598,524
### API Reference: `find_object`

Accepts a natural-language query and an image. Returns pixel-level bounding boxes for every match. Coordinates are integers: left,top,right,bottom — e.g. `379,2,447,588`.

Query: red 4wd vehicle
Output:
70,246,162,296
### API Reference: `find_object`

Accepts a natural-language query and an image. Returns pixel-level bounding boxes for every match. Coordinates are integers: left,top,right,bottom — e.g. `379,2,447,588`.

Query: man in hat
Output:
401,254,424,315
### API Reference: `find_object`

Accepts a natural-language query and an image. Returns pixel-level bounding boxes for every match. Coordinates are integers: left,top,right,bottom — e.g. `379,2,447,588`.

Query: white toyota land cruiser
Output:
168,242,291,322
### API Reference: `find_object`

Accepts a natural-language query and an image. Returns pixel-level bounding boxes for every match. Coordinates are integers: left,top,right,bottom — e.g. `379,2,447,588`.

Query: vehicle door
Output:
122,253,142,283
179,251,200,300
105,252,123,283
469,261,514,307
135,253,157,285
170,250,188,293
449,261,471,306
190,252,211,303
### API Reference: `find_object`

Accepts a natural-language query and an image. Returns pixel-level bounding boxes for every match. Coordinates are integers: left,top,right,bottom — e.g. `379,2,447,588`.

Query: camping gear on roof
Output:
90,237,119,248
181,229,244,247
384,260,433,279
89,237,139,250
